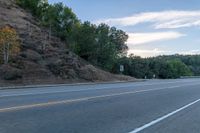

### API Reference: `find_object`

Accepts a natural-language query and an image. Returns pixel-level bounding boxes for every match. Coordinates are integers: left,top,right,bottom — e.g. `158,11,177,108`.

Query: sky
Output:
49,0,200,57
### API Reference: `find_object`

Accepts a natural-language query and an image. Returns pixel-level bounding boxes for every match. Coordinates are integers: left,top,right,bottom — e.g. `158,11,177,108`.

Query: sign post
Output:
120,65,124,74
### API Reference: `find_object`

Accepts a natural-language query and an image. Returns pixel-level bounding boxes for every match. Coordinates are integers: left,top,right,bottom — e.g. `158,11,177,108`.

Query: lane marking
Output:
0,81,199,98
0,83,200,113
0,79,191,90
0,97,88,113
129,98,200,133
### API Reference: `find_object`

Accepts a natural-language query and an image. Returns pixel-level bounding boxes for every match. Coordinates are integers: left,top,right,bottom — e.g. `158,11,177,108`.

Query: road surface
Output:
0,79,200,133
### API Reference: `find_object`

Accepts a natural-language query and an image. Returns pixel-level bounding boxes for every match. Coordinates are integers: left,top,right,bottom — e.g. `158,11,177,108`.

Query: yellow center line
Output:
0,83,199,113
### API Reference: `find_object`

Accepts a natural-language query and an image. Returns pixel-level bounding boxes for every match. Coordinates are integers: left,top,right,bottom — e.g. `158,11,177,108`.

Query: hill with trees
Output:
0,0,133,86
16,0,129,71
0,0,199,86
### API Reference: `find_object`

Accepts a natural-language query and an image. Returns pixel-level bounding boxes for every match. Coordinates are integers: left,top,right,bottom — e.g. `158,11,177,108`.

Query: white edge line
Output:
129,98,200,133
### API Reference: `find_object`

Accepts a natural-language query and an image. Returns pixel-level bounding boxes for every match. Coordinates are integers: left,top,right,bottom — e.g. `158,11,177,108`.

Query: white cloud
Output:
127,31,185,45
95,10,200,29
128,48,171,57
179,50,200,55
127,31,186,57
128,49,200,57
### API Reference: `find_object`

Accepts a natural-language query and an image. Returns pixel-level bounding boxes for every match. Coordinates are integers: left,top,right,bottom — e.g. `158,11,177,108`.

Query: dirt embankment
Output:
0,0,135,86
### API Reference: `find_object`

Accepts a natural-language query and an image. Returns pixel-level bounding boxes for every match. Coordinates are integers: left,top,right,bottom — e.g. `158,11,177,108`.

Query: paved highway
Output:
0,79,200,133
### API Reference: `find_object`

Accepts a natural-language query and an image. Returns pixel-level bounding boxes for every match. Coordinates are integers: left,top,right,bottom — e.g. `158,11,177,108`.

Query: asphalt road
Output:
0,79,200,133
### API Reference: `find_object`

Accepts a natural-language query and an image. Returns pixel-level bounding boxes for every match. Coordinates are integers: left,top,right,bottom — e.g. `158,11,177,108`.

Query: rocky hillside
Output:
0,0,134,86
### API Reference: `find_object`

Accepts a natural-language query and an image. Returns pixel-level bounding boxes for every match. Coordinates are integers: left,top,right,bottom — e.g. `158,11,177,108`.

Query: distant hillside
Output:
0,0,134,86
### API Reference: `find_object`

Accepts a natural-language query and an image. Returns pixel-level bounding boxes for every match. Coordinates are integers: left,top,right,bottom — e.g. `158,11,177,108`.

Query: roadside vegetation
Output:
0,26,21,64
113,55,193,79
13,0,200,79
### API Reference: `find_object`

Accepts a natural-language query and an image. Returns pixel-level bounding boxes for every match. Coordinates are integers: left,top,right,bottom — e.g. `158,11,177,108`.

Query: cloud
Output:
179,50,200,55
128,49,200,57
127,31,186,45
127,31,186,57
128,48,171,57
95,10,200,29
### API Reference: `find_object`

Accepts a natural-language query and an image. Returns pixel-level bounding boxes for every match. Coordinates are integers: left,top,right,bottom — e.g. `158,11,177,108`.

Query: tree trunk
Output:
49,23,52,41
6,43,10,64
3,43,9,64
3,43,6,64
28,22,32,36
42,35,47,52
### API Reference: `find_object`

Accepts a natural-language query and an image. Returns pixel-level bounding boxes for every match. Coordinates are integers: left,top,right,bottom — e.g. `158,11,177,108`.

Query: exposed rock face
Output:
0,0,134,85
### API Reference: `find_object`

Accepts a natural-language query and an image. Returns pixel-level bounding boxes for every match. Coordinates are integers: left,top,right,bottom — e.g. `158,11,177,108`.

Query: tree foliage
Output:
16,0,48,17
72,22,128,70
0,26,20,64
113,55,193,79
41,3,79,41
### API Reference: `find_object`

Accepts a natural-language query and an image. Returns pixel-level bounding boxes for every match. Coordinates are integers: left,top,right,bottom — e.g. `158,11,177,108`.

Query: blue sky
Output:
49,0,200,57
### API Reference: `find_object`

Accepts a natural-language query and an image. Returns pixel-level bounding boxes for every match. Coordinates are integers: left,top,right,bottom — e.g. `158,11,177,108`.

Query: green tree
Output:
74,22,97,61
166,59,193,78
41,3,80,41
109,27,128,56
17,0,48,17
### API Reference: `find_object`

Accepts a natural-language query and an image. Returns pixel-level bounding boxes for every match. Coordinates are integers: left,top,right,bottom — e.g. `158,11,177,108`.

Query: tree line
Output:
112,54,200,79
14,0,200,79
